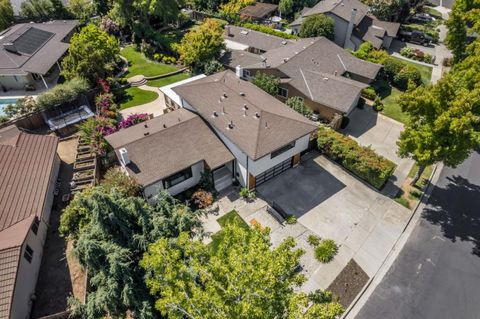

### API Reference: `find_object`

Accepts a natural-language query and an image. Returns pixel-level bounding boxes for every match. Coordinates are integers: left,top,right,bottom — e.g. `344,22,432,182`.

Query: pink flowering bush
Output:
100,16,119,35
118,113,150,129
96,93,118,121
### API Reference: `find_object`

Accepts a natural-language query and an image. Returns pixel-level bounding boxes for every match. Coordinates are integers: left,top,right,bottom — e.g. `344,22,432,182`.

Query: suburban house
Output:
105,108,235,200
290,0,400,50
0,125,60,319
221,28,381,120
0,20,78,91
171,70,318,189
238,2,278,23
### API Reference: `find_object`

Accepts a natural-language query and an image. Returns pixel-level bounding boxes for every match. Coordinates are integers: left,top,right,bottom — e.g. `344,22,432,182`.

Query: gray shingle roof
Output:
173,71,317,160
105,109,234,186
303,0,369,24
0,20,78,75
224,25,294,52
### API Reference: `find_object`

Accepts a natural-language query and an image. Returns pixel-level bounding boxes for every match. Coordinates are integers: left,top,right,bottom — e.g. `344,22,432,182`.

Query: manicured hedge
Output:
317,126,396,189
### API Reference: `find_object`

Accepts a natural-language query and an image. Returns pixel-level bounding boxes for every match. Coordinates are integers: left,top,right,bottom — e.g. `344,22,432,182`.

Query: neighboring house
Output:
0,125,60,319
221,28,381,120
290,0,400,50
224,25,295,54
0,20,78,91
171,70,318,189
238,2,278,22
105,108,235,201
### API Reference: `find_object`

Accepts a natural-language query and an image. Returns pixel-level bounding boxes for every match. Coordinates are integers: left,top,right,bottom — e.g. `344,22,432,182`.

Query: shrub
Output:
395,196,410,208
352,42,388,64
240,23,298,39
204,59,225,75
4,96,37,118
317,126,396,189
299,14,334,40
314,239,338,263
393,66,422,90
191,189,214,208
253,72,280,96
118,113,149,129
36,77,90,110
286,96,313,118
96,92,118,121
307,234,321,246
373,97,384,112
285,215,297,224
361,87,377,100
239,187,256,200
383,57,405,79
101,167,142,196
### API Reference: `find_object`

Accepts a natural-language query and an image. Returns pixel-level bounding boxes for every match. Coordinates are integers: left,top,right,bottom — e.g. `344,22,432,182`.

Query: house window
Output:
163,167,193,189
31,218,40,235
278,87,288,98
24,245,33,263
271,141,296,159
243,70,251,78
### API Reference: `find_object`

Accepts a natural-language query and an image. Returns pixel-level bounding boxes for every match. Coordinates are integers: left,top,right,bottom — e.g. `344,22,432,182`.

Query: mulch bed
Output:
326,259,370,309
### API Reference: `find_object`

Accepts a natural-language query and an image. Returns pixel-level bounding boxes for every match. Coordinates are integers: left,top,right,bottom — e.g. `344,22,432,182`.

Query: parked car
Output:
399,30,433,46
409,13,435,24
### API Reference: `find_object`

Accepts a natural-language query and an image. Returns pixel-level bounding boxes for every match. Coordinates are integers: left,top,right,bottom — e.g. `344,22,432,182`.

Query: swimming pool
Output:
0,98,18,116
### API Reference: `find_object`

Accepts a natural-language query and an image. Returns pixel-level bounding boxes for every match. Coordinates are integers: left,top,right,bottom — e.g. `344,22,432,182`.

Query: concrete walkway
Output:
119,85,167,118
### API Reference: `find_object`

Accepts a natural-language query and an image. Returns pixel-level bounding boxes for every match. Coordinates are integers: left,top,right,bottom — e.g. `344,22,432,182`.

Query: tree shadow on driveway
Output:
422,175,480,257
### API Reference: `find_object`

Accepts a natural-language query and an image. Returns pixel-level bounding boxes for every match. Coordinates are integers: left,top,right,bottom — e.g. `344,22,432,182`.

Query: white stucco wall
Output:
10,220,47,319
143,161,204,201
248,134,310,176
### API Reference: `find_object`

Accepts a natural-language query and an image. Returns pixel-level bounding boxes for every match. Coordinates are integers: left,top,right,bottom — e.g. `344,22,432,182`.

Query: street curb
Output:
341,162,444,318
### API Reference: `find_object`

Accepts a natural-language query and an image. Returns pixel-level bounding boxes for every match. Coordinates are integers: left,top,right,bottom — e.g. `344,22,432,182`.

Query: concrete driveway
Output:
257,153,413,290
342,107,414,196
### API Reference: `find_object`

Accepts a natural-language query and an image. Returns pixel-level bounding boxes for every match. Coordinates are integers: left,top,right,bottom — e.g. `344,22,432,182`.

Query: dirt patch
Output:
327,259,369,309
31,137,86,318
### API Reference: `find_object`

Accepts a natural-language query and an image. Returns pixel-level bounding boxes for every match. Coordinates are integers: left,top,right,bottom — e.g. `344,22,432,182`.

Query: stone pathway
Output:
119,84,167,118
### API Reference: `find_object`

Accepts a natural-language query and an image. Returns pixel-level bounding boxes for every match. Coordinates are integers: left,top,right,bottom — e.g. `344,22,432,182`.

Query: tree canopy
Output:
253,72,280,96
174,18,225,68
397,38,480,183
20,0,69,21
61,24,119,84
360,0,404,21
61,187,203,318
286,96,313,118
141,222,344,318
0,0,13,32
299,14,334,40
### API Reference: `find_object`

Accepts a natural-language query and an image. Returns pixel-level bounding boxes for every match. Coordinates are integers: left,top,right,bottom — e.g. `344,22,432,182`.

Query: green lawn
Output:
210,210,249,251
120,46,177,78
381,87,410,124
408,164,434,189
118,87,158,110
147,72,191,87
390,56,433,85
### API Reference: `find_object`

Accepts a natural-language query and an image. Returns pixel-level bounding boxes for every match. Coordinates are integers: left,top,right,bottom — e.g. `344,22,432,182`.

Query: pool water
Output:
0,98,18,116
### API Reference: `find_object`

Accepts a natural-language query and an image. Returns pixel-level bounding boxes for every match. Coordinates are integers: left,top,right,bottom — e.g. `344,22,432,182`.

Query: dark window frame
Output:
31,217,40,235
163,166,193,189
277,87,288,98
271,141,296,159
24,245,33,263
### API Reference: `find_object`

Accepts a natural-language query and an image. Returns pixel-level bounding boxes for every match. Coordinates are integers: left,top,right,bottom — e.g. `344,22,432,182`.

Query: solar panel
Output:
13,27,54,55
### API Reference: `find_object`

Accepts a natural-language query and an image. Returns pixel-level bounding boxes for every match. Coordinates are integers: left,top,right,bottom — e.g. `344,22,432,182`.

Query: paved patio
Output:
256,153,412,291
342,107,415,196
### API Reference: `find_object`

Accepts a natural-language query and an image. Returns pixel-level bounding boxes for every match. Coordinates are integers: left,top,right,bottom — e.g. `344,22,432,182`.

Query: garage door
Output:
255,157,293,187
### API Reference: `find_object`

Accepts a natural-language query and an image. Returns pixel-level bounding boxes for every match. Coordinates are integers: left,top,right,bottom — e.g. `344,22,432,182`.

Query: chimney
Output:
3,43,17,53
119,148,130,166
235,65,243,78
344,8,357,49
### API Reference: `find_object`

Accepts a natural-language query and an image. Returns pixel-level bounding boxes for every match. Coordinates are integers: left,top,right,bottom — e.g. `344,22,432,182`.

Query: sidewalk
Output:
119,85,167,118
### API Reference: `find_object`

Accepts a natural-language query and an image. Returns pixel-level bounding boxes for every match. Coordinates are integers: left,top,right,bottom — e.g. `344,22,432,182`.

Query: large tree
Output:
253,72,280,96
174,18,225,68
60,188,203,318
299,14,334,40
397,40,480,185
61,24,119,84
0,0,13,32
141,222,344,318
20,0,69,21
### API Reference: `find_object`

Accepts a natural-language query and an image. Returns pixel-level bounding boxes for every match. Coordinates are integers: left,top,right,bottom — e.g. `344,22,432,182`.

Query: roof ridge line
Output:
299,68,314,100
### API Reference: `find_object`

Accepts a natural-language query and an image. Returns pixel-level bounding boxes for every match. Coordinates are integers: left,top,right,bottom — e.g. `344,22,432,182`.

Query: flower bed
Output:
317,126,396,189
74,160,96,171
73,169,95,181
400,47,434,64
118,113,150,129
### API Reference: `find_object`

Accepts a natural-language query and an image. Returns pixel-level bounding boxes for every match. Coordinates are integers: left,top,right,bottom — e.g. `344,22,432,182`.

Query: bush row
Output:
383,57,422,90
240,23,298,39
317,126,396,189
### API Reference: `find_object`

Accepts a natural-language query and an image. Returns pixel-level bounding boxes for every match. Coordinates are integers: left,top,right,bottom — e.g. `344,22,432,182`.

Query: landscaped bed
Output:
119,87,159,109
389,56,432,85
327,259,369,309
395,164,434,208
317,126,396,189
73,169,95,181
74,160,96,171
120,46,177,78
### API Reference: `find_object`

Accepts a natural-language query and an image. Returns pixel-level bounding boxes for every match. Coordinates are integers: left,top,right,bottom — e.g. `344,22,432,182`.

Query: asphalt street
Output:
356,151,480,319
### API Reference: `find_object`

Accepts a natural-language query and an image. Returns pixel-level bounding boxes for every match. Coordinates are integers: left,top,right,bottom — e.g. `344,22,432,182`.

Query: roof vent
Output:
283,58,289,63
212,111,218,117
243,104,248,110
163,124,167,128
281,40,287,45
222,106,226,114
227,120,234,129
240,92,245,96
144,124,148,128
223,92,228,98
144,132,150,136
178,117,181,122
254,112,260,119
323,77,329,81
265,122,269,129
119,148,130,166
240,30,249,35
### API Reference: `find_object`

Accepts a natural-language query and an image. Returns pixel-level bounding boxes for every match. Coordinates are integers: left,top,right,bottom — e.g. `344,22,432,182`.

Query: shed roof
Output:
239,2,278,19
